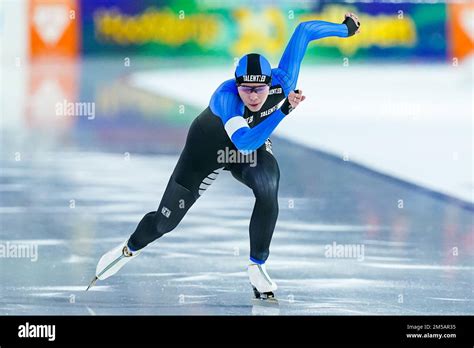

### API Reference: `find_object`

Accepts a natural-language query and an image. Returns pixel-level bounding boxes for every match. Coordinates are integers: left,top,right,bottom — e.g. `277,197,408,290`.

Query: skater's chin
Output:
247,102,262,111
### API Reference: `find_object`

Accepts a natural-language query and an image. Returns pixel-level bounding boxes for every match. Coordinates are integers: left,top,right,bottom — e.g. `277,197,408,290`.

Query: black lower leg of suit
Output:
127,175,197,251
230,147,280,263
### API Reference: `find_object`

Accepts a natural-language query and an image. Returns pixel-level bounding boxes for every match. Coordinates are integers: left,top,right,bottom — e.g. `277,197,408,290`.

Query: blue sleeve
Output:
209,83,287,153
230,109,287,152
275,21,349,93
209,86,243,124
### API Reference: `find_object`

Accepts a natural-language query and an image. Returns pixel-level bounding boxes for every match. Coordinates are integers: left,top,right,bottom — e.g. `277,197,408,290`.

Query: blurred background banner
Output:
21,0,474,62
79,0,447,60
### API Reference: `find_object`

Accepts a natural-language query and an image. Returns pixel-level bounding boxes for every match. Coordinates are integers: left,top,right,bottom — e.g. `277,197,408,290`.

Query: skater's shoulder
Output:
215,78,239,94
209,79,243,119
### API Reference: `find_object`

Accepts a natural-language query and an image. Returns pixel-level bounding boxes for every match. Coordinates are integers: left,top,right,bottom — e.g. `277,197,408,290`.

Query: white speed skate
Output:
86,239,141,291
248,263,278,301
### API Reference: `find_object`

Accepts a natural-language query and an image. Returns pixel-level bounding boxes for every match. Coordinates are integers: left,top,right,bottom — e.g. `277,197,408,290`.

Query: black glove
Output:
342,16,360,37
280,89,300,115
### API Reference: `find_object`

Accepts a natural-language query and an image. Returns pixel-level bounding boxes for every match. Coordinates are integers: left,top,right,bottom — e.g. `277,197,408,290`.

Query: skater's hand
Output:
280,89,306,115
288,90,306,109
343,12,361,36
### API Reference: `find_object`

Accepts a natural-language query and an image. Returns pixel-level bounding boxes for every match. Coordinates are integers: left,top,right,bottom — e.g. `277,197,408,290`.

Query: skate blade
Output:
252,297,279,307
252,287,279,306
85,276,98,291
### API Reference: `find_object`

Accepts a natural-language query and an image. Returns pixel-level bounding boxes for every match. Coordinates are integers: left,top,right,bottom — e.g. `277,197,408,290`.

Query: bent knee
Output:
251,171,279,200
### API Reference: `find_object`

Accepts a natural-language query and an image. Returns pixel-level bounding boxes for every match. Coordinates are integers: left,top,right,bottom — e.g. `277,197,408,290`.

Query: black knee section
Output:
251,162,280,208
128,178,197,250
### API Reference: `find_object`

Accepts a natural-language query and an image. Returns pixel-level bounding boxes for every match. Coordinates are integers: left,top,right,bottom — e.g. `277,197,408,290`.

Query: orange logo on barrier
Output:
449,2,474,61
29,0,79,59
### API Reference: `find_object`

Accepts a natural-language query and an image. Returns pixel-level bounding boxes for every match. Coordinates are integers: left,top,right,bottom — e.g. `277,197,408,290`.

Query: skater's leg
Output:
230,146,280,263
89,113,222,287
89,179,196,286
127,176,198,251
128,115,223,251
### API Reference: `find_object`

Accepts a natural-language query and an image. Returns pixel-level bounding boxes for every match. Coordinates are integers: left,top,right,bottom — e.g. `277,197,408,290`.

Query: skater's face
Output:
237,83,270,112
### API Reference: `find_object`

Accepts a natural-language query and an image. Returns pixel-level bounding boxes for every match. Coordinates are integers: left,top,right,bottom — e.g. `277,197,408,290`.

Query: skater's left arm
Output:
229,89,305,152
210,90,304,152
274,13,360,94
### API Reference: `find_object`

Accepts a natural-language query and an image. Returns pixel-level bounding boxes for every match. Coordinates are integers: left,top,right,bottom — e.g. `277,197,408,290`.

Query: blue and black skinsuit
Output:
128,18,359,264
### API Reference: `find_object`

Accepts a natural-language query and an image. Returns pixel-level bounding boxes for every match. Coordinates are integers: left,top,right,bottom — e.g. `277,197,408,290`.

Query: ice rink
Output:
1,58,473,316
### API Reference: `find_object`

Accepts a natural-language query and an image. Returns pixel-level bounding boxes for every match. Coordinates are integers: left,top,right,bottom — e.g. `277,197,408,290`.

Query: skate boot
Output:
248,262,278,301
86,239,141,290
